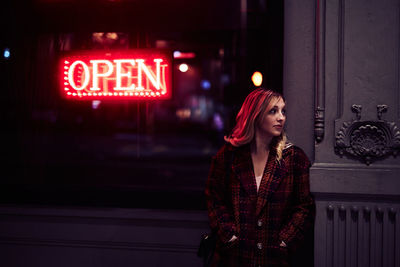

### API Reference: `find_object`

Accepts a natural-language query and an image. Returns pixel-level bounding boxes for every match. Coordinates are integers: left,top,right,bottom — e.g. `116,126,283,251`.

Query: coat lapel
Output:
231,144,288,216
231,145,257,196
255,149,287,216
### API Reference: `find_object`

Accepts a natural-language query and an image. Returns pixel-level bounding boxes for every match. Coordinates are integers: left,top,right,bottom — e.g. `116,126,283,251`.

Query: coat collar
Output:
231,143,288,216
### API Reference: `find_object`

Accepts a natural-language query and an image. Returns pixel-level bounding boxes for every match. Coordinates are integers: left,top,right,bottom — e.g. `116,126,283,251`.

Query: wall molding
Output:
398,0,400,120
336,0,345,120
315,0,326,143
0,207,208,266
312,192,400,202
0,207,208,224
0,212,209,229
0,236,198,253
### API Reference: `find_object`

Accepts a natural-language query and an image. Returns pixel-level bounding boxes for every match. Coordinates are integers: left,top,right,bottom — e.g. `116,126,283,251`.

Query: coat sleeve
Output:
205,151,237,244
278,146,315,249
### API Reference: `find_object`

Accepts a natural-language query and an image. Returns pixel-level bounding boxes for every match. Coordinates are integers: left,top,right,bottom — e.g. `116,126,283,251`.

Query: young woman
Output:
205,88,315,267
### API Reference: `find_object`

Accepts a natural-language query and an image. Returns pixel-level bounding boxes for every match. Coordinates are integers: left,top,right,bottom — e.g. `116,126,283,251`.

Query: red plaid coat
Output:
205,143,315,267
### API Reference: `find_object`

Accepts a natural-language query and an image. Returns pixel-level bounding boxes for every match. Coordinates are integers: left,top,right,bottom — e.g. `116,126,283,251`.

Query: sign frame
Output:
59,49,173,100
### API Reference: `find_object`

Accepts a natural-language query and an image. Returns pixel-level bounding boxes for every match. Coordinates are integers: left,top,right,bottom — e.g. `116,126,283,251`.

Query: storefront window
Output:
1,0,283,209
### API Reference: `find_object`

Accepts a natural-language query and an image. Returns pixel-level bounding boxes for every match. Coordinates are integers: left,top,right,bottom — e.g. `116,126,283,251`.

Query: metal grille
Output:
324,203,399,267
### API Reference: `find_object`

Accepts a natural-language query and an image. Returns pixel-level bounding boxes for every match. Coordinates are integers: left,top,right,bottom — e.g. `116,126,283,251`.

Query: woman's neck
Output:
251,131,272,155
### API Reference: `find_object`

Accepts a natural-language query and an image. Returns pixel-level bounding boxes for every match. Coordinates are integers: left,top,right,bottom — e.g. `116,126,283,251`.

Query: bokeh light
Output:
251,71,263,86
179,63,189,72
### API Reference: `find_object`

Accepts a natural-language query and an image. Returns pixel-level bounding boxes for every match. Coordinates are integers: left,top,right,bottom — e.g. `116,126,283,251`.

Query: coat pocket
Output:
266,246,290,267
217,239,239,267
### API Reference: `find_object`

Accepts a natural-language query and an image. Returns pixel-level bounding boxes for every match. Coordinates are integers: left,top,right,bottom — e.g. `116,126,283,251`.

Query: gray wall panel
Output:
283,0,316,160
0,206,208,267
284,0,400,266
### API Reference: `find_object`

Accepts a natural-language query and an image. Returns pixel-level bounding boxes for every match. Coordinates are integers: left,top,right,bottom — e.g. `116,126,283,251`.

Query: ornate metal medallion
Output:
335,105,400,165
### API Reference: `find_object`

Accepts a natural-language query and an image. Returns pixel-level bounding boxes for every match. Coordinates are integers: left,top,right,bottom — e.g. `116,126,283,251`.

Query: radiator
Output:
321,203,399,267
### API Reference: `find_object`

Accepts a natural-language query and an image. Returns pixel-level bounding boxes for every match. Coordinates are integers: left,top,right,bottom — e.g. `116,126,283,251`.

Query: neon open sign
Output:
60,50,172,99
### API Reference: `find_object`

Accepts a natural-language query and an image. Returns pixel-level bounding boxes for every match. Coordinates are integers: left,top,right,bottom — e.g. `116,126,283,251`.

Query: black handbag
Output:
198,149,235,266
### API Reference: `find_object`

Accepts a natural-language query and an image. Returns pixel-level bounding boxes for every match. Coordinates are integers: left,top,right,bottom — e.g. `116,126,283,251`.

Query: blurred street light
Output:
179,63,189,73
251,71,263,86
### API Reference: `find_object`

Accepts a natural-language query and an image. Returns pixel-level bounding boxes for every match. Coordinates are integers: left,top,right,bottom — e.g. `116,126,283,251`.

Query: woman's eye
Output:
282,109,286,115
269,109,276,114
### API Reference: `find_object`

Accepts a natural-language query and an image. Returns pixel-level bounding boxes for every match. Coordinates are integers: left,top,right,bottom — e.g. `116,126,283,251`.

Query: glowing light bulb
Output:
179,63,189,73
251,71,263,87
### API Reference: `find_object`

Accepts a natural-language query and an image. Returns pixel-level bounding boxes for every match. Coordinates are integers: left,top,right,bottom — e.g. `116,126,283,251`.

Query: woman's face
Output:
257,97,286,138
